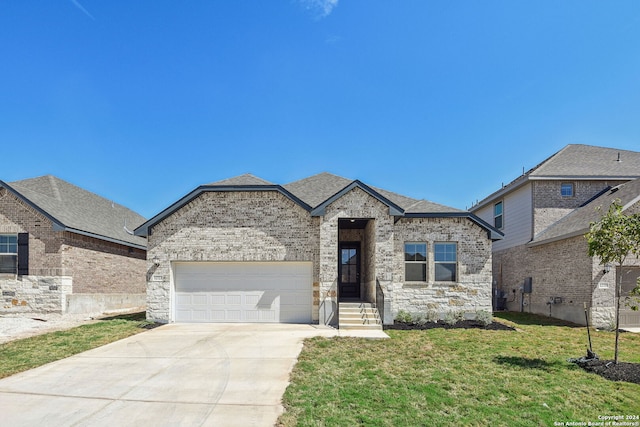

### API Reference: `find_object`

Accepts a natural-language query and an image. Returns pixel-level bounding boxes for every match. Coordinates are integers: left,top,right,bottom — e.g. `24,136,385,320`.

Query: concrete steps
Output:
339,302,383,331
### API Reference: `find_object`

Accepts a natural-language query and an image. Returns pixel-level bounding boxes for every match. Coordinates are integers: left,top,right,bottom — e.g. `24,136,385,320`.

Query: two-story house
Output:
471,144,640,328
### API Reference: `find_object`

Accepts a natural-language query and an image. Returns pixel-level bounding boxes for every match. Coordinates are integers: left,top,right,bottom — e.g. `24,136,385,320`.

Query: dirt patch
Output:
384,320,515,331
573,358,640,385
0,310,148,344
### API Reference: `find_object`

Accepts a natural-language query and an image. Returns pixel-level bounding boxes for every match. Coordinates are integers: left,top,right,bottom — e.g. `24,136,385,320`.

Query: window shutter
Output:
17,233,29,275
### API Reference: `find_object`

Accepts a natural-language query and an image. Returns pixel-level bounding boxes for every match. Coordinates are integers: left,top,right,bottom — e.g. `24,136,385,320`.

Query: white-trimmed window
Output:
494,201,503,230
405,242,427,282
561,183,574,197
434,242,457,282
0,234,18,274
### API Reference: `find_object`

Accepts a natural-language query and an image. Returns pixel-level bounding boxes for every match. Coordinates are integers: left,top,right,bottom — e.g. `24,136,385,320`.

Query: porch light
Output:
152,256,161,266
603,263,612,274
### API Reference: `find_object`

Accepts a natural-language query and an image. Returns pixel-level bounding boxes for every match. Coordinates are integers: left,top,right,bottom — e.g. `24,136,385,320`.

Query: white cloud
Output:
299,0,339,18
70,0,95,20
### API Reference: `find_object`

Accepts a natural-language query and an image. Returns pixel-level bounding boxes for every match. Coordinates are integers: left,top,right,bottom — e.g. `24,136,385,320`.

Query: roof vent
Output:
616,152,622,162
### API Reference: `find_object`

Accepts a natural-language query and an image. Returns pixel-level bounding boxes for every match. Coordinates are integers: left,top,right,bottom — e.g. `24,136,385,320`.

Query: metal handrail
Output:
376,278,385,324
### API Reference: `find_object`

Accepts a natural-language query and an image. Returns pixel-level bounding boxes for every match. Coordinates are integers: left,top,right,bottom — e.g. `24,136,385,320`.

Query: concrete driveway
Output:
0,323,381,427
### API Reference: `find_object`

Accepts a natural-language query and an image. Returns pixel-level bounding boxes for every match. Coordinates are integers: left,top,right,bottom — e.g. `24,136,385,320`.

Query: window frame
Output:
561,182,574,197
404,242,427,282
493,201,503,230
434,242,457,282
0,234,18,275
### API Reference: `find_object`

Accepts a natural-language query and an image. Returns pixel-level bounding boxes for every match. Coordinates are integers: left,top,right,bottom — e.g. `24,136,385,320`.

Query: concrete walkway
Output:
0,323,387,427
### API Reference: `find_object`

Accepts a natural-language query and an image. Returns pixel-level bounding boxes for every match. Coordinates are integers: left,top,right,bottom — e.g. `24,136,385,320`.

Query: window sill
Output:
404,281,429,287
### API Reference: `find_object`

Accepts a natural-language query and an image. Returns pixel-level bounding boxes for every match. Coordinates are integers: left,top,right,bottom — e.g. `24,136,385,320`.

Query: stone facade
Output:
391,217,493,319
318,187,395,325
146,186,495,325
0,189,146,314
1,275,72,313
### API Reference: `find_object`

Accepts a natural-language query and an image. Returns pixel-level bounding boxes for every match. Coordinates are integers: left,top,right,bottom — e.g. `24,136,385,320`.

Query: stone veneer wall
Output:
146,191,319,323
318,187,394,326
1,276,72,313
391,217,493,320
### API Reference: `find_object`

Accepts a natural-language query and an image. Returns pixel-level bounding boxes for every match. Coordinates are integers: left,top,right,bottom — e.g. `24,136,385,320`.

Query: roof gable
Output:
309,180,405,217
135,172,502,240
2,176,147,249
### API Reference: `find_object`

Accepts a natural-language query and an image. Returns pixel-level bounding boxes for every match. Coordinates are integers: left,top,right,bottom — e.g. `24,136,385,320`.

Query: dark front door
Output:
339,242,360,299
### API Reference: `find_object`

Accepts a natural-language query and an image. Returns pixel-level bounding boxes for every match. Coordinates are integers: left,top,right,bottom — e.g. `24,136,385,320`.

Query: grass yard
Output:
0,312,155,379
279,312,640,427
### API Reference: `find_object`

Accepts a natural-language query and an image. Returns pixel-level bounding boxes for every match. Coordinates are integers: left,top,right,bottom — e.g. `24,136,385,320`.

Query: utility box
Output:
523,277,533,294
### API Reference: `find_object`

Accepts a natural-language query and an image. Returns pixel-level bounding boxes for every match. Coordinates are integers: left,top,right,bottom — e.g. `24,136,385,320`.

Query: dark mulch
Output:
139,322,163,330
384,320,515,331
573,358,640,385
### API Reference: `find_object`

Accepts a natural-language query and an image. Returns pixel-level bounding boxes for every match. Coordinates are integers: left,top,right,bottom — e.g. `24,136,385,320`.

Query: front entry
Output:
339,242,360,299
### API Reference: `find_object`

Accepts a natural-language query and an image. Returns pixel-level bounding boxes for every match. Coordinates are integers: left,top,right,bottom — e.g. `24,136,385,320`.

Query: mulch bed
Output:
384,320,515,331
573,358,640,385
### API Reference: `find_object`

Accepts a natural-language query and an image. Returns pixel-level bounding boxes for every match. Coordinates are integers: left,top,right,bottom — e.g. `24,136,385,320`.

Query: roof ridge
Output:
208,173,273,186
47,175,62,201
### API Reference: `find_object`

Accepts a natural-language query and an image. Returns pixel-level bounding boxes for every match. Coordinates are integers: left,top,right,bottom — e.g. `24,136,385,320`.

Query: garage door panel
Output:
210,310,226,321
174,262,311,323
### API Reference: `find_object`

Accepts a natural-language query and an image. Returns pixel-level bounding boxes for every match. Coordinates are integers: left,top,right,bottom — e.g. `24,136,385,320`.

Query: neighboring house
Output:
471,144,640,328
0,175,147,315
135,172,502,327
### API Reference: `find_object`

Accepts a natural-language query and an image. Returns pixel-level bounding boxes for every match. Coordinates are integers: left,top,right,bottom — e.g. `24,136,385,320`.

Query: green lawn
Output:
279,312,640,427
0,312,154,379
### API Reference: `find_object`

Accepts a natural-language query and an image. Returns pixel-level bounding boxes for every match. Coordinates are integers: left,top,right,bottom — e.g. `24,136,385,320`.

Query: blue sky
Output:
2,1,639,218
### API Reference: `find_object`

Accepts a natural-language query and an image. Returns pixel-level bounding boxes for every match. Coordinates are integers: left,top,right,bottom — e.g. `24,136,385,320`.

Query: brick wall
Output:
146,186,496,325
146,190,319,322
0,188,65,275
0,188,146,313
532,180,626,235
493,236,630,328
62,232,146,294
494,186,640,328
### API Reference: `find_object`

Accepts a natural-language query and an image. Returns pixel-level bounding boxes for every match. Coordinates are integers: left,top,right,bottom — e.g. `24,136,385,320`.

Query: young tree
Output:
586,200,640,364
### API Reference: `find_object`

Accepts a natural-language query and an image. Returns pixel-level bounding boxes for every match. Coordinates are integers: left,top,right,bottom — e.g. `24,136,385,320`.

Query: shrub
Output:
476,310,493,326
425,310,439,323
444,310,464,325
395,310,413,323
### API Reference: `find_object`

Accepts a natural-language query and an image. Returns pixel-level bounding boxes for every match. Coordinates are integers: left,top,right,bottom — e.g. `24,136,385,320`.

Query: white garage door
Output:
173,262,312,323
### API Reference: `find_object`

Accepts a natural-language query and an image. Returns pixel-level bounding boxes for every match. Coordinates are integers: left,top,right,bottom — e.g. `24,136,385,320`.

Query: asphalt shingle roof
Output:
5,175,147,248
209,174,274,186
529,144,640,178
282,172,462,213
282,172,353,208
472,144,640,211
